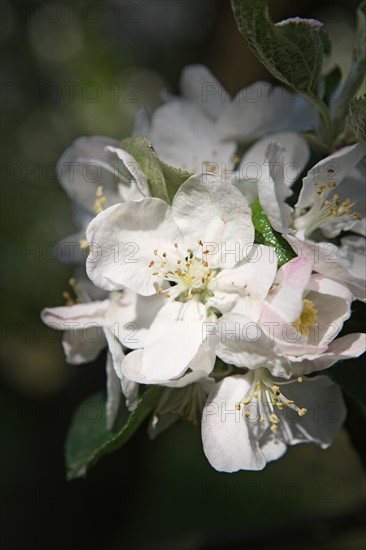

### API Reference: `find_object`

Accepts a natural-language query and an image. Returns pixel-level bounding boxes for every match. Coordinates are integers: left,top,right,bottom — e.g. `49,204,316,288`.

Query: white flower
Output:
57,136,148,263
134,64,316,174
178,65,317,141
202,370,346,472
257,141,366,300
86,174,277,382
41,278,162,426
215,257,366,378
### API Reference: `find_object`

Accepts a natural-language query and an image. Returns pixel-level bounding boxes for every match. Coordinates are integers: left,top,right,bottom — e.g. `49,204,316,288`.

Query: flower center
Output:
152,383,208,427
236,369,307,432
149,241,218,303
293,182,361,237
292,299,318,336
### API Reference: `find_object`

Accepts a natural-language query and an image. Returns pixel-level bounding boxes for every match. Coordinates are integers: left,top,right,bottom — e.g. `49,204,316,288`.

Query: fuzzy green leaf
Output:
121,136,191,204
348,95,366,142
231,0,326,102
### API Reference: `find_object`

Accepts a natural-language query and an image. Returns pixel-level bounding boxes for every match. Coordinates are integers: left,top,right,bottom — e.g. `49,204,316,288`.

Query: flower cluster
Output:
43,65,365,473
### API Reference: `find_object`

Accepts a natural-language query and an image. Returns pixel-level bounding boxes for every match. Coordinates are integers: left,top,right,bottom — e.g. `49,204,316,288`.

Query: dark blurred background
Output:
1,1,365,549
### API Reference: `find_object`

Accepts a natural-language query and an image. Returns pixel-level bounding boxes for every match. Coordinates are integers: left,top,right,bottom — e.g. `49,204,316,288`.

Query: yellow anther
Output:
298,408,307,417
292,299,318,336
269,414,279,424
235,403,241,411
297,377,303,383
242,397,251,405
271,425,278,432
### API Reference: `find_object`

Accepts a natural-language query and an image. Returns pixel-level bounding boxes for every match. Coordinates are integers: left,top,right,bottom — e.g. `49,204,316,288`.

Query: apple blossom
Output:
86,174,279,383
256,141,366,300
215,257,366,379
202,371,346,472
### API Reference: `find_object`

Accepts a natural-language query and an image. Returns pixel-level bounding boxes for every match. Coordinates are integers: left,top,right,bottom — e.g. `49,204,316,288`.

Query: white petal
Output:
277,375,346,448
106,146,149,198
149,100,236,173
172,174,254,268
104,328,138,412
291,333,366,373
141,300,207,381
296,143,366,211
258,142,294,232
57,136,121,214
202,375,267,472
234,132,309,201
41,300,110,329
269,257,312,323
132,107,151,136
214,313,282,371
86,199,184,294
180,64,230,119
217,82,317,141
105,351,122,429
285,235,366,302
61,329,106,365
210,245,277,316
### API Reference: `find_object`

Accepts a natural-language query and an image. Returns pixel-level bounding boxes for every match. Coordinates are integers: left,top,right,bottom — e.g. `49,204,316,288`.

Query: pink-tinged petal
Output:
41,300,110,329
260,301,329,357
86,199,184,294
214,313,288,372
268,256,312,323
202,375,267,472
172,174,254,268
285,235,366,302
290,333,366,373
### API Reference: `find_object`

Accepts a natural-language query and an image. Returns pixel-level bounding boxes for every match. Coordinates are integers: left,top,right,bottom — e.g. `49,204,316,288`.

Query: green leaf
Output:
348,95,366,142
250,198,295,267
322,66,342,106
333,1,366,133
231,0,326,103
65,386,162,480
121,136,191,204
327,359,366,407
